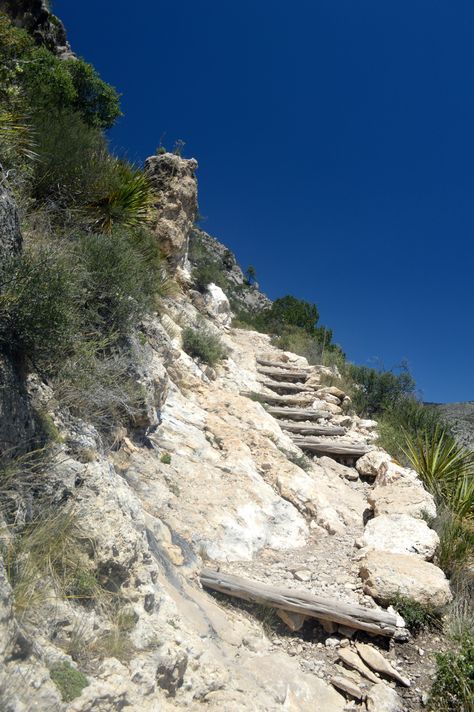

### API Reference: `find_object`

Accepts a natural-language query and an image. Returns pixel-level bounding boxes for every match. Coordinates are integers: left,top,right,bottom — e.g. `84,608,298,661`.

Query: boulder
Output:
368,481,436,520
356,449,392,478
361,514,439,560
375,461,418,486
366,683,404,712
204,283,232,327
359,550,452,607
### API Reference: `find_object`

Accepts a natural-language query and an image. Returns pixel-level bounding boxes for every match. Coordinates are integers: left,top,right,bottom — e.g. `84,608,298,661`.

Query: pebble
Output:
325,637,340,648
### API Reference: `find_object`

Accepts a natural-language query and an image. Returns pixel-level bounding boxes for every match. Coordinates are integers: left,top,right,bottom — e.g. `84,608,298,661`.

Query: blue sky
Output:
56,0,473,403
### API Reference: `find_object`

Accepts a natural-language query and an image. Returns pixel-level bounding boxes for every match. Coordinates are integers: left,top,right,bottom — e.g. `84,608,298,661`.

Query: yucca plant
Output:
402,426,474,520
0,111,37,163
88,162,155,233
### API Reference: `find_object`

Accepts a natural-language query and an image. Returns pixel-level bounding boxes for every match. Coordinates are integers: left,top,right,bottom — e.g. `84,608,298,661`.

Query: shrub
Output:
262,295,320,335
377,399,445,464
348,363,416,417
434,509,474,579
64,58,121,129
3,507,94,617
192,261,227,293
0,245,81,370
87,163,155,233
54,340,147,436
77,229,161,336
49,662,89,703
429,633,474,712
182,326,227,366
160,453,172,464
402,427,474,520
388,593,441,634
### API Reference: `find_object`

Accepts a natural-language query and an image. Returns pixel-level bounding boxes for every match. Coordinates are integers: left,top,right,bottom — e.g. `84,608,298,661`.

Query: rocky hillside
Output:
433,401,474,449
0,5,469,712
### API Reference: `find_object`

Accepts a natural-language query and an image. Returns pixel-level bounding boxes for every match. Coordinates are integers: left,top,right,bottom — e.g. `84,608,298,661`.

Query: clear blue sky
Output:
56,0,473,403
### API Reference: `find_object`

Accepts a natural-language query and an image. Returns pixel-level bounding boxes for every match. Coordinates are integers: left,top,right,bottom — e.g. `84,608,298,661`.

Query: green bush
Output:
86,162,155,233
388,593,441,634
160,453,172,464
50,662,89,703
377,399,445,463
77,229,161,336
182,326,227,367
429,633,474,712
192,261,227,292
348,363,416,417
64,58,121,129
261,295,320,335
0,246,81,370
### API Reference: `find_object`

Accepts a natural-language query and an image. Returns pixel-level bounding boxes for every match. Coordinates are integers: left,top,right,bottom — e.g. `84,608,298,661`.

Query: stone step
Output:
280,422,346,437
266,406,331,421
256,357,312,372
257,366,310,382
260,379,310,394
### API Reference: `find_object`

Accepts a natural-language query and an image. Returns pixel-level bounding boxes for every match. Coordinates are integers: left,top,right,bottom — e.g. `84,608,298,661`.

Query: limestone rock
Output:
318,456,359,481
366,682,404,712
361,514,439,560
359,550,452,607
368,481,436,520
356,449,392,478
204,283,232,327
331,675,364,700
338,647,379,683
145,151,198,270
355,643,410,687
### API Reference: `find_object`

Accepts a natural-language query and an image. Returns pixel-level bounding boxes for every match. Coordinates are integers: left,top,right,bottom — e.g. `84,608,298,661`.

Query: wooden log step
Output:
291,438,370,457
267,406,331,421
257,366,310,382
256,358,311,371
240,391,314,407
200,567,405,638
260,379,310,393
280,422,346,436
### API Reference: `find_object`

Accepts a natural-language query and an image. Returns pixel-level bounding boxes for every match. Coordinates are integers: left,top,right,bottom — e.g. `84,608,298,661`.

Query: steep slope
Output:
0,152,453,712
433,401,474,449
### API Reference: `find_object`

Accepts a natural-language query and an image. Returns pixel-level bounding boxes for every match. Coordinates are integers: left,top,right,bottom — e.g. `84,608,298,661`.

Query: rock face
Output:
0,0,71,55
359,550,452,607
145,152,198,271
368,480,436,520
204,283,232,327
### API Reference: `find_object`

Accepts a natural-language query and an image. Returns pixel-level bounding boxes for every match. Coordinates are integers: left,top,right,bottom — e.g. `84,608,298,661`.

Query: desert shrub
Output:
434,509,474,579
76,229,161,336
86,162,155,233
54,340,147,435
402,427,474,520
261,295,320,335
3,507,94,617
182,326,227,366
192,261,227,292
0,245,81,370
160,453,172,464
49,662,89,703
377,399,445,463
388,593,441,634
348,363,416,417
64,58,121,129
429,633,474,712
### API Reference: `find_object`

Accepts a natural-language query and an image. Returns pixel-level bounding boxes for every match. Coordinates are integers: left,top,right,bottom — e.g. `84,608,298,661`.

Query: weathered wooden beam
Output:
260,379,310,393
200,568,404,637
280,422,346,436
267,406,331,421
257,366,310,382
240,391,314,407
256,358,311,371
291,438,370,457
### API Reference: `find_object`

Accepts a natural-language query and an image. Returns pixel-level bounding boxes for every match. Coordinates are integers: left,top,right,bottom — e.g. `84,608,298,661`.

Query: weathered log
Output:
241,391,314,407
280,422,346,436
257,366,310,381
256,358,311,371
267,406,331,421
260,379,311,393
200,568,404,637
291,438,370,457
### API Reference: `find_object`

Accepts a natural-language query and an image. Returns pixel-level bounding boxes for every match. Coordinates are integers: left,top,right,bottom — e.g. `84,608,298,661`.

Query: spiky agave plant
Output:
0,111,37,164
402,425,474,520
89,162,156,233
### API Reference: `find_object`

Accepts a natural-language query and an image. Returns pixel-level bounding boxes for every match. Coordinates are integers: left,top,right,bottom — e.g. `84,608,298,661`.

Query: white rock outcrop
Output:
360,513,439,560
